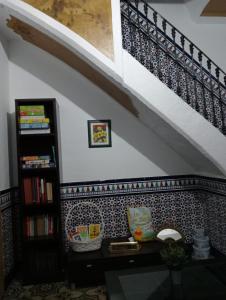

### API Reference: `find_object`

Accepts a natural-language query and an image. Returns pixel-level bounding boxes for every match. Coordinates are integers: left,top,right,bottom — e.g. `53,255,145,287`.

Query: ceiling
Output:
201,0,226,16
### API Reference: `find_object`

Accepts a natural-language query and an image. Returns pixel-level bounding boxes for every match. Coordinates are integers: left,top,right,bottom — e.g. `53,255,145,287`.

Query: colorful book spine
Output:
25,214,54,237
19,118,50,124
24,160,50,165
21,155,50,161
20,128,51,135
20,123,49,129
19,105,45,116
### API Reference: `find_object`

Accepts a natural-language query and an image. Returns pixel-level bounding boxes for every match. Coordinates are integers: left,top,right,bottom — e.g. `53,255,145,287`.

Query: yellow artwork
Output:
22,0,114,59
88,120,112,148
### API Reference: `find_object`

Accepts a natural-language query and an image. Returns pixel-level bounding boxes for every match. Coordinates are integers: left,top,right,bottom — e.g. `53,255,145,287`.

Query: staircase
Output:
121,0,226,135
2,0,226,176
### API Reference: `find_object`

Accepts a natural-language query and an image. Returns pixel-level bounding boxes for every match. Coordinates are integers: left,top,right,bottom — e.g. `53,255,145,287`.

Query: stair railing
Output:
121,0,226,135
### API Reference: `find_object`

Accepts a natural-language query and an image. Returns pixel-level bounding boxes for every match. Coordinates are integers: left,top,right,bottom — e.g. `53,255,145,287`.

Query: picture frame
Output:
87,120,112,148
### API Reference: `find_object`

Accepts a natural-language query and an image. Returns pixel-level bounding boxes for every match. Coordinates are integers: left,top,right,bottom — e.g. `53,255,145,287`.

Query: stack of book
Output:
21,155,55,169
23,177,53,204
24,214,54,238
19,105,50,134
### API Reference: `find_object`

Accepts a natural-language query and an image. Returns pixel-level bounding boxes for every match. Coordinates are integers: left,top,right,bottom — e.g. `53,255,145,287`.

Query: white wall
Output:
3,0,226,183
150,0,226,72
0,34,10,190
8,40,194,184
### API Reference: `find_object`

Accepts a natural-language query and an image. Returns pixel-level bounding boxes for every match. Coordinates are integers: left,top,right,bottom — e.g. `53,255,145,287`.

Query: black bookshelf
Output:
15,98,63,284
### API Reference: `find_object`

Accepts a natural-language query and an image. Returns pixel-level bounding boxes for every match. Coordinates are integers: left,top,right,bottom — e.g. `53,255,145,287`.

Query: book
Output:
21,155,50,161
20,123,49,129
23,178,33,204
24,160,50,165
36,177,41,204
89,224,101,239
20,128,51,134
19,105,45,116
40,178,45,203
46,182,53,203
21,163,55,169
36,215,45,236
48,216,53,235
76,225,89,241
19,117,50,124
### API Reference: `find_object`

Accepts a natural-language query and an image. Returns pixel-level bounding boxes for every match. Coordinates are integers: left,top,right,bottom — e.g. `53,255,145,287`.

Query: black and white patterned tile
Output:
61,175,226,255
0,188,15,278
2,174,226,275
61,175,199,200
198,176,226,196
205,192,226,255
61,176,206,247
0,189,11,210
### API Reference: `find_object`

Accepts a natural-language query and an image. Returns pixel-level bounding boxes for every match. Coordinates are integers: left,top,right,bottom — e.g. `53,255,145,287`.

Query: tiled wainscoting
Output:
0,188,17,283
1,175,226,285
61,175,226,255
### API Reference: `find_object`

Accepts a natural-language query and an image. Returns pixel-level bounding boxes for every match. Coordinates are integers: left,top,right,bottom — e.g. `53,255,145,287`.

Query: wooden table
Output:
66,238,163,287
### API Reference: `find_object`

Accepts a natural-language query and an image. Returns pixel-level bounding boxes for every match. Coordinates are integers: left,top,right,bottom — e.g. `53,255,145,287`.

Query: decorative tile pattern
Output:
0,190,11,210
62,190,205,246
198,177,226,196
60,175,226,200
61,175,226,256
2,174,226,276
205,192,226,255
0,189,15,278
2,209,14,276
61,175,199,200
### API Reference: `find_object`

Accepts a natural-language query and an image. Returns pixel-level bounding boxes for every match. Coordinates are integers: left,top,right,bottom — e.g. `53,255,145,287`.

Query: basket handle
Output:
65,201,104,238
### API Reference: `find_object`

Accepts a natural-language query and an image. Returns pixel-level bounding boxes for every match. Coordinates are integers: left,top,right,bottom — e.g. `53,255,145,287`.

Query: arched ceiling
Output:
201,0,226,17
22,0,114,60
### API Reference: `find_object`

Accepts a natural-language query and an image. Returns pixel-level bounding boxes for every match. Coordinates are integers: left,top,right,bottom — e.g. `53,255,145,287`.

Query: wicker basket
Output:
65,202,104,252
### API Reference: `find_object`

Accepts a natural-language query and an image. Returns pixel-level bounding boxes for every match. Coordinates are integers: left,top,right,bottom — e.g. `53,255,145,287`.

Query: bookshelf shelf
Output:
15,98,63,284
20,167,57,172
24,235,57,242
19,133,55,138
23,203,57,214
23,237,60,248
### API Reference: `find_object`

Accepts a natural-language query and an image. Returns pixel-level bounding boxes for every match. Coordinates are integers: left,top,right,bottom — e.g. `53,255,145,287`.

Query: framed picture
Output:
87,120,112,148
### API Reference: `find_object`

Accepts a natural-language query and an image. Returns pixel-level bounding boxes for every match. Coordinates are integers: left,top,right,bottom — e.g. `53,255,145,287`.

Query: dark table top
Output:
67,237,225,263
105,260,226,300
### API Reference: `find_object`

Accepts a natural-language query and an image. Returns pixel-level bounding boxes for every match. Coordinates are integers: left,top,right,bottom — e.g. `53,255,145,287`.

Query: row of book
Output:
19,105,51,134
21,155,55,169
23,177,53,204
24,215,54,237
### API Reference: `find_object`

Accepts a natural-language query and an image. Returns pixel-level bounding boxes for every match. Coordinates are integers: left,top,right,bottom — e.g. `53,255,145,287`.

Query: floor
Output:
3,280,107,300
3,262,226,300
